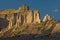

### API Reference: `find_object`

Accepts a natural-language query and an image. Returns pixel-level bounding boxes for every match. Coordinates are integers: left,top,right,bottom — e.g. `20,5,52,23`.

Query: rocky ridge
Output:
0,5,60,40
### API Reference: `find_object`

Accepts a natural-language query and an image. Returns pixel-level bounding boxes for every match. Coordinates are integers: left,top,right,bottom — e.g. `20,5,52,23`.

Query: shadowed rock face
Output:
0,18,9,30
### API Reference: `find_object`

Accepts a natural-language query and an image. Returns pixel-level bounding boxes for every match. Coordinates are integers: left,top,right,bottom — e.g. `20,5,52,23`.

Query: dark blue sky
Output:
0,0,60,20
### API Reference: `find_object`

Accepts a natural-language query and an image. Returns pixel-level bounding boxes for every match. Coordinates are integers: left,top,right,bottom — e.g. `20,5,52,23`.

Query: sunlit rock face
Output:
0,4,60,39
32,10,41,23
43,14,52,22
0,4,41,29
51,21,60,33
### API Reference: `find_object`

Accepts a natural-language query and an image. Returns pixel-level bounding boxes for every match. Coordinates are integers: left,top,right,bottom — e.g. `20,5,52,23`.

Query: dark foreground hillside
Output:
0,32,60,40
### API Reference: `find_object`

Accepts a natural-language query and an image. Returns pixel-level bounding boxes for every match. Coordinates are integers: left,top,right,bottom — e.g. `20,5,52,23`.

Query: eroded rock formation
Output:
43,14,52,22
0,5,60,40
0,4,41,29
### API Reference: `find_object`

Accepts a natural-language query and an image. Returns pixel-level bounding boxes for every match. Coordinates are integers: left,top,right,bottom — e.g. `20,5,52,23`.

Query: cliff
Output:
0,4,40,29
0,4,60,40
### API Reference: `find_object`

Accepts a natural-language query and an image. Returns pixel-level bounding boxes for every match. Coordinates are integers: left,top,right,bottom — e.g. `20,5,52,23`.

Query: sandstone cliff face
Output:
0,5,60,40
0,5,41,29
32,10,40,23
